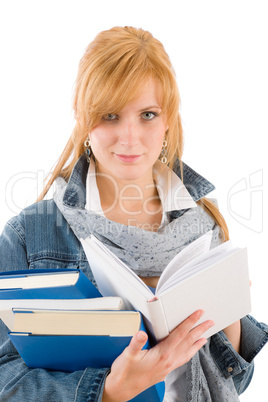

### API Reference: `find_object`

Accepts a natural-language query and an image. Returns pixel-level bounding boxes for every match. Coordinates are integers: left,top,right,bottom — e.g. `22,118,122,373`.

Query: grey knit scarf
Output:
54,177,222,277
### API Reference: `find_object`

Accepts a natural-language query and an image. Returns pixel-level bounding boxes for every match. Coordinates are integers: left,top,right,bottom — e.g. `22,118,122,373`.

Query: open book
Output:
81,231,251,341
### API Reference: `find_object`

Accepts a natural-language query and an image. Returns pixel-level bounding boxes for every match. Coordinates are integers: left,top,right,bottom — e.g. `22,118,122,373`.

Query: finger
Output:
183,337,208,359
180,319,214,349
173,322,213,366
189,319,215,339
166,309,205,345
126,331,148,357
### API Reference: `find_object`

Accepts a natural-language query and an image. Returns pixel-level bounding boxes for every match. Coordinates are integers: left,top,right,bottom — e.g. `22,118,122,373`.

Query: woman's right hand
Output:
102,309,214,402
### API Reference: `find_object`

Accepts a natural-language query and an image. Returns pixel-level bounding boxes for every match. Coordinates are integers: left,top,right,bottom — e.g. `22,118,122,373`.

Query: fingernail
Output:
197,309,204,318
208,320,215,327
136,331,147,342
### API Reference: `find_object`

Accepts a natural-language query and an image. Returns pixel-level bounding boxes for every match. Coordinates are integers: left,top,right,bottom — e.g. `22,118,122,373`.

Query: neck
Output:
95,168,160,215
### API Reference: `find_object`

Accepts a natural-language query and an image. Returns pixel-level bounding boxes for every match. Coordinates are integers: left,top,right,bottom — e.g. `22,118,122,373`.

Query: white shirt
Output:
85,159,196,228
85,159,196,401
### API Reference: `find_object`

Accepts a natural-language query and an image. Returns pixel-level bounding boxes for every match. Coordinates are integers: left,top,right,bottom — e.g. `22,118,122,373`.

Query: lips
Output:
114,154,142,163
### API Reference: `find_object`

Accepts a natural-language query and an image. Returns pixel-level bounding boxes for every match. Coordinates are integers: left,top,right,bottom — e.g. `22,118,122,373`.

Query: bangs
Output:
87,69,175,129
75,31,178,130
86,66,165,128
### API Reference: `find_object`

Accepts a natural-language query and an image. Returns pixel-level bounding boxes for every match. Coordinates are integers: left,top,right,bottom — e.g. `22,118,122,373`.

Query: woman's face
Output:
90,79,168,183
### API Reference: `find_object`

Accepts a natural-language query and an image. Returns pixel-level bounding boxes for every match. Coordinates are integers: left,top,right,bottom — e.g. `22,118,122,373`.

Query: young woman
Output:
0,26,267,402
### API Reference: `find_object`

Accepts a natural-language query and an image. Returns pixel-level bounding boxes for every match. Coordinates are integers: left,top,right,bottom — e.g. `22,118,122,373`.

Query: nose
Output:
118,120,139,148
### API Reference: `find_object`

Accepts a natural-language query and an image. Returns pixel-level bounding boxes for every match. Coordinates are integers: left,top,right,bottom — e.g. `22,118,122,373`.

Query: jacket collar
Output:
62,153,215,212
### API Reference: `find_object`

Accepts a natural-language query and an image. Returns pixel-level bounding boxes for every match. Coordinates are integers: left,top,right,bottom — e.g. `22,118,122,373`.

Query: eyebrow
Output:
139,105,162,111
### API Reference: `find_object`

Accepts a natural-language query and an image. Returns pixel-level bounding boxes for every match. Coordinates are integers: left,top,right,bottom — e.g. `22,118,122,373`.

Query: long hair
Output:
37,26,229,241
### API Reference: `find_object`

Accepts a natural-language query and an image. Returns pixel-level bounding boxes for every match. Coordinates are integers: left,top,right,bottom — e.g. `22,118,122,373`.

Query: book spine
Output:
147,298,169,342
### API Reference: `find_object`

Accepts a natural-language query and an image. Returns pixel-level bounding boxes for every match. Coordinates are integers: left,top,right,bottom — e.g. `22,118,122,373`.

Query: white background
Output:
0,1,267,400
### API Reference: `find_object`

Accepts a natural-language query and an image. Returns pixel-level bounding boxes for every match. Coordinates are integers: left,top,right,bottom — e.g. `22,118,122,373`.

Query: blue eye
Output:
141,112,158,120
103,114,118,121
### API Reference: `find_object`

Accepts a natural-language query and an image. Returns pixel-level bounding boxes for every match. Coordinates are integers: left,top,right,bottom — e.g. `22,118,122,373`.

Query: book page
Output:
155,248,251,340
12,310,141,336
0,297,124,330
0,272,79,290
158,240,234,294
156,231,213,293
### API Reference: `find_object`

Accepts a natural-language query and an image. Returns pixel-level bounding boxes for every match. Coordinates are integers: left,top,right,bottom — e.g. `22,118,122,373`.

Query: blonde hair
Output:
38,26,229,240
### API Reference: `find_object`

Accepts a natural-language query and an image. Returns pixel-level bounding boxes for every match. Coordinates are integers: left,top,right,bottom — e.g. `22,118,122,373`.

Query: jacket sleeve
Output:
210,315,268,395
0,219,110,402
208,221,268,394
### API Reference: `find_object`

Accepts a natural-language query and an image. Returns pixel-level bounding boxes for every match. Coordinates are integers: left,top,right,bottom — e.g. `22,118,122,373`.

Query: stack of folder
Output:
0,268,165,401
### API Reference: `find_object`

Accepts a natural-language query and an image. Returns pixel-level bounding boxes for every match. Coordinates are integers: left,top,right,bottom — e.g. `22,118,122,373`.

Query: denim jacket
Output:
0,154,267,402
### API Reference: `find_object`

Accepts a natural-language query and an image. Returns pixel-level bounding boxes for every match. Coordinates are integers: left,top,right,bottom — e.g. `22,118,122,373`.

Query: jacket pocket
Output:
28,252,80,270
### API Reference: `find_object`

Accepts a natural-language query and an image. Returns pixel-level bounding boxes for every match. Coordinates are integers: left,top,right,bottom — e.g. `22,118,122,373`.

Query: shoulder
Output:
7,199,63,233
6,198,77,249
2,199,84,269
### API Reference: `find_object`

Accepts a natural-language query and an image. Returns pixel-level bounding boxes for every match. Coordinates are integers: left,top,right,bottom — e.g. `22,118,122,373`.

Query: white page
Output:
158,248,238,294
0,271,79,289
158,240,234,294
0,297,124,330
177,247,240,283
156,248,251,339
156,231,213,293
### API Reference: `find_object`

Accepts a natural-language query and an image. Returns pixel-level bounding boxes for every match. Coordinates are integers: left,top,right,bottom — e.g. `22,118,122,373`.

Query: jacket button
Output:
227,367,233,373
